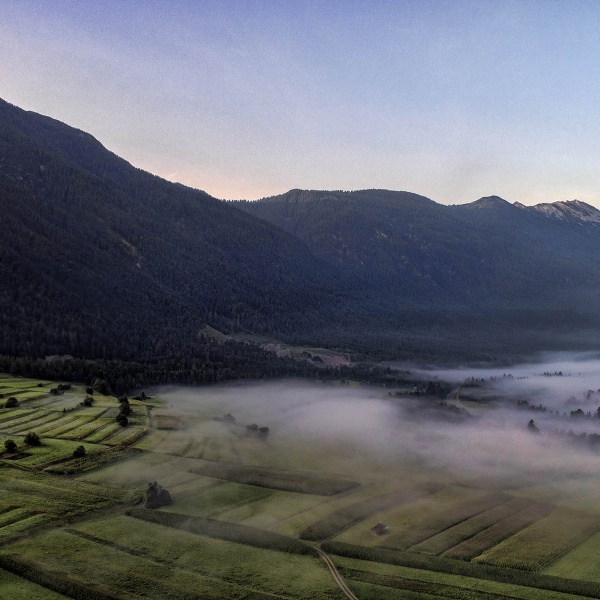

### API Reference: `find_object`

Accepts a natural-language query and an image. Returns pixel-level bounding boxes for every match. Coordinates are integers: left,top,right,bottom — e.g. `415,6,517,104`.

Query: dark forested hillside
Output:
0,99,348,364
3,97,600,376
235,189,600,353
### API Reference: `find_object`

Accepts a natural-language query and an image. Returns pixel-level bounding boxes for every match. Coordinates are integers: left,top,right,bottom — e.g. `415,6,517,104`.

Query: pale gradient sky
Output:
2,0,600,206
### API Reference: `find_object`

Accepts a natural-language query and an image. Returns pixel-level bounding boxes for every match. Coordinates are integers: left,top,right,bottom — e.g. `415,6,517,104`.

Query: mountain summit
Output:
519,199,600,224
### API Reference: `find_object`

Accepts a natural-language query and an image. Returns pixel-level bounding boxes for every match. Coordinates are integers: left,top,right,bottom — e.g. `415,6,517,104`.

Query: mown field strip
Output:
379,491,511,552
322,540,600,599
3,514,340,599
25,414,85,436
5,412,66,434
160,481,272,518
4,479,116,506
101,426,147,446
58,420,114,441
0,532,291,600
335,554,597,600
43,416,99,438
100,406,119,419
411,496,534,556
301,483,444,541
0,566,71,600
165,477,222,498
218,489,326,530
188,461,360,496
183,435,208,458
0,514,53,540
475,506,600,571
232,436,270,466
545,528,600,582
0,507,34,527
128,507,314,554
132,429,167,450
203,437,242,463
54,511,340,600
82,421,120,443
2,470,124,504
340,566,515,600
0,377,47,387
442,501,554,561
5,390,50,401
0,504,19,515
44,447,143,475
0,409,45,429
151,432,193,455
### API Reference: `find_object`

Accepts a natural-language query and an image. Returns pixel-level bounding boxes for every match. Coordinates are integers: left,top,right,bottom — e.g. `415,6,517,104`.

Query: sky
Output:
2,0,600,206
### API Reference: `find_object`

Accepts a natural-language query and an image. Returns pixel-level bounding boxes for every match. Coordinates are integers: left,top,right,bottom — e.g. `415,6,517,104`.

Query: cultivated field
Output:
2,373,600,599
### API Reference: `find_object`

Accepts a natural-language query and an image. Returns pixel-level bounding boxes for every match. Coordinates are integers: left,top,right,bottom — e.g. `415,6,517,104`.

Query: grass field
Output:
0,567,71,600
4,374,600,598
477,507,600,571
545,528,600,582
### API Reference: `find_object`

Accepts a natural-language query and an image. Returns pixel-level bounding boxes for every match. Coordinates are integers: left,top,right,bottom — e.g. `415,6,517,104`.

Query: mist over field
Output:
154,352,600,493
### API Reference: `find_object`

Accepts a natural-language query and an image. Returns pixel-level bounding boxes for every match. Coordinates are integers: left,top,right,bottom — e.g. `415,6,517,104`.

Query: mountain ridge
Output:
3,97,600,365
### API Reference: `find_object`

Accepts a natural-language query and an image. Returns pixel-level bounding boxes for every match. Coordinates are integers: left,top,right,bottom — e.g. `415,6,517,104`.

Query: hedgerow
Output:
127,507,313,555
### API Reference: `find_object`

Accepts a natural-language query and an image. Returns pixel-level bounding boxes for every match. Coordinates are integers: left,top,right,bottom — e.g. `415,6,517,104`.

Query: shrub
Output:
72,445,86,458
4,397,19,408
118,397,131,416
23,431,41,446
4,439,17,453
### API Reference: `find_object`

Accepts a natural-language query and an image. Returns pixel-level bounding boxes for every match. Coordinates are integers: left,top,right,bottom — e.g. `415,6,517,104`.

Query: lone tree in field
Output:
4,439,17,453
145,481,172,509
72,445,86,458
118,397,131,415
527,419,540,434
24,431,41,446
4,397,19,408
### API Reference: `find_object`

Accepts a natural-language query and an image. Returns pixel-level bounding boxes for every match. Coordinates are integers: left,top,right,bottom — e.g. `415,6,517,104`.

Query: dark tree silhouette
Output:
24,431,41,446
72,445,86,458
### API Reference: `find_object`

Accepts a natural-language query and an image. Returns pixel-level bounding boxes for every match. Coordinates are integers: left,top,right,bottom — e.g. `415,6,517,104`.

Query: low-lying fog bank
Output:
156,352,600,488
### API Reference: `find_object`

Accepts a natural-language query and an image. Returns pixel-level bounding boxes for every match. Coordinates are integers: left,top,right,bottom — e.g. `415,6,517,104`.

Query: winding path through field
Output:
315,546,360,600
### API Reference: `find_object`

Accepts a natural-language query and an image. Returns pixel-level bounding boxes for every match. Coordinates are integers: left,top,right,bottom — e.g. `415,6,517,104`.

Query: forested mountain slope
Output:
0,99,346,361
235,189,600,349
2,96,600,369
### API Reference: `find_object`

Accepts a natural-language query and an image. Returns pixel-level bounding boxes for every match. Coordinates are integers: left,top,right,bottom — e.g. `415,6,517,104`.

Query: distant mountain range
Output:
2,97,600,365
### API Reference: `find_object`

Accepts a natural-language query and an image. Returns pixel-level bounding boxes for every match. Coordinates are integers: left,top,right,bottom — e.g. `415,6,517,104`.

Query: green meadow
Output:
2,373,600,599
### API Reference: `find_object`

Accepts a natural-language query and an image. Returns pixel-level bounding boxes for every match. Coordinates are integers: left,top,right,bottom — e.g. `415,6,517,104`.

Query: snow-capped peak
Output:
515,200,600,224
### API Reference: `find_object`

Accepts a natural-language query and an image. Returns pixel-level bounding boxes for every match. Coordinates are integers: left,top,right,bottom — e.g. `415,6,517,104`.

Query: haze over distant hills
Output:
2,97,600,369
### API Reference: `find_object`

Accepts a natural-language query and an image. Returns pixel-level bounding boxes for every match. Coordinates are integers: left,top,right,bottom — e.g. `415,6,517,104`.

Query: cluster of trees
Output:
526,417,600,452
0,349,416,395
4,437,85,458
246,423,270,439
4,431,41,454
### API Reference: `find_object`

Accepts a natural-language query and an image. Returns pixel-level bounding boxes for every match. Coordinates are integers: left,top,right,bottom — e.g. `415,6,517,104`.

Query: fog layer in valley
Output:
154,352,600,491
